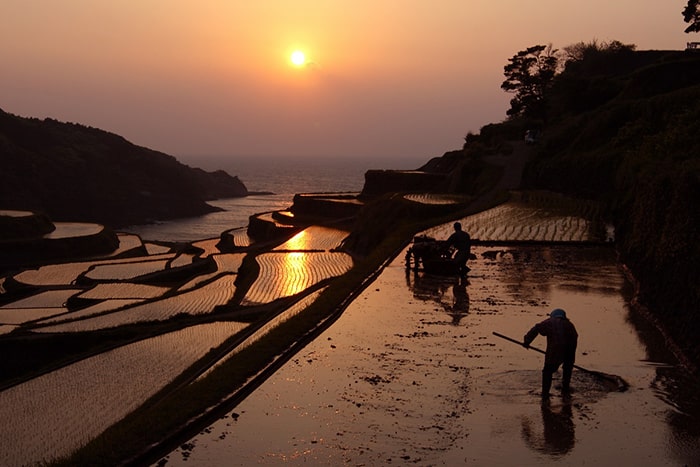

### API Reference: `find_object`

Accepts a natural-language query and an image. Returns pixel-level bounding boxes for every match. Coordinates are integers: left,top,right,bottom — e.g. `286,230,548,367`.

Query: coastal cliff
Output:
0,109,248,228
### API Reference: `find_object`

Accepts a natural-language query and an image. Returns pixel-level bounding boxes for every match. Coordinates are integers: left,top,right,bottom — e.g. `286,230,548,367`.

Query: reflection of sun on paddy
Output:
284,231,310,251
274,226,350,251
242,252,352,306
282,252,308,297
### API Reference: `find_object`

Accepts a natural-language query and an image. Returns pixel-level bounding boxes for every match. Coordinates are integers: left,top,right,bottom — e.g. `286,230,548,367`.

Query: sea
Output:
123,154,428,243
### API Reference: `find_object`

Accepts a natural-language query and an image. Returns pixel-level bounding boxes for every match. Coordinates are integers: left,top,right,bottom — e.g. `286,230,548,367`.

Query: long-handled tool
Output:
492,331,629,391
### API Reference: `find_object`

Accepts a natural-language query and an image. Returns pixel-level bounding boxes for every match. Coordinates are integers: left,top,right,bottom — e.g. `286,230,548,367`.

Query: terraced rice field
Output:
0,321,248,467
191,238,221,258
0,306,75,325
0,209,32,217
33,299,145,325
44,222,104,239
177,253,245,292
210,253,245,273
108,233,147,256
424,201,598,243
0,289,80,309
273,226,349,251
84,259,173,281
198,287,327,381
144,242,173,255
223,227,252,248
170,253,196,268
34,274,238,332
241,252,352,305
12,253,176,286
76,283,169,300
0,213,358,462
255,212,292,228
0,289,83,324
296,193,362,204
0,194,613,465
404,193,471,205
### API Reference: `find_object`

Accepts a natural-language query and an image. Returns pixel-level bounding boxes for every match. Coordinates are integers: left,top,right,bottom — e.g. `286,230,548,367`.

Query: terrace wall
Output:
291,194,363,220
361,170,447,196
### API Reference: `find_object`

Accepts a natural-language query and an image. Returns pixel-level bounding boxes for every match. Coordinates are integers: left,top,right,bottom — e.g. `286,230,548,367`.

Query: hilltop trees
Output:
500,41,641,122
561,39,636,63
683,0,700,33
501,44,559,120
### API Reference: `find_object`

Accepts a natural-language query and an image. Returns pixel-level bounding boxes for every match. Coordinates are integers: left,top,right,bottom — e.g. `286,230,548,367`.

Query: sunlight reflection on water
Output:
123,194,293,242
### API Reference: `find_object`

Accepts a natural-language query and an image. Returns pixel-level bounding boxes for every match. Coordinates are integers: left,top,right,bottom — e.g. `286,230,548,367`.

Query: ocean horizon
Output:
124,154,429,243
189,153,431,194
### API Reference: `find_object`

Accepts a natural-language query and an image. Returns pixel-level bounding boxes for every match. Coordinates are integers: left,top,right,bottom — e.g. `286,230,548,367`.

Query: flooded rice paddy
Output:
273,226,349,252
0,222,354,465
34,274,240,332
160,244,700,466
403,193,472,205
241,252,353,306
423,197,600,243
0,321,248,467
1,200,698,465
11,251,176,286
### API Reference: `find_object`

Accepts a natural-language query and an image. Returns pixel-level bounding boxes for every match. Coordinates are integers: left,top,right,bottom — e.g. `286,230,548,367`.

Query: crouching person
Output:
523,308,578,398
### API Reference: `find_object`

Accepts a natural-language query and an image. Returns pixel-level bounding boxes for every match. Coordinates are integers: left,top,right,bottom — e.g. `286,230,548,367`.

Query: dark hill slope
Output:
519,49,700,365
0,109,248,227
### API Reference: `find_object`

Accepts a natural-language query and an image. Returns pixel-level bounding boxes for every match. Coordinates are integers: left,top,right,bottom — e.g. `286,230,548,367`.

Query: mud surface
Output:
159,245,700,466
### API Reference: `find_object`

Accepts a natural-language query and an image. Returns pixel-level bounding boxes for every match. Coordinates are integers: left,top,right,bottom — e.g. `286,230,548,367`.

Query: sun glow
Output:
290,50,306,67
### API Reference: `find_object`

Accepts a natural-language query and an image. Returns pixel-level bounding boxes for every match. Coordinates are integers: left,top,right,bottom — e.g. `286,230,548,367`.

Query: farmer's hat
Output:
550,308,567,318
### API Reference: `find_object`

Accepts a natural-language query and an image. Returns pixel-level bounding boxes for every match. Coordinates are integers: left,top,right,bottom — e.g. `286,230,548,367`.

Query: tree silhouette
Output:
562,40,635,63
683,0,700,33
501,44,559,119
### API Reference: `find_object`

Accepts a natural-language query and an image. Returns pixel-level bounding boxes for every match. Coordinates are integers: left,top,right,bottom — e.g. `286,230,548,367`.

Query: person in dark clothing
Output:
523,308,578,398
446,222,471,274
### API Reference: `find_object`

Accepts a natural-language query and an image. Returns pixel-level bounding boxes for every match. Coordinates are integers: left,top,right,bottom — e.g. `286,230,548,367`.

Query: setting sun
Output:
290,50,306,67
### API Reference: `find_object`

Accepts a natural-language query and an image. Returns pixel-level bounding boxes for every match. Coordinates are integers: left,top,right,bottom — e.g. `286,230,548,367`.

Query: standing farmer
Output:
523,308,578,398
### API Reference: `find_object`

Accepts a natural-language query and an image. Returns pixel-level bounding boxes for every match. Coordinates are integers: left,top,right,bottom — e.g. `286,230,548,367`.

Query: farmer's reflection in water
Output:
521,398,576,456
448,276,470,325
405,270,470,325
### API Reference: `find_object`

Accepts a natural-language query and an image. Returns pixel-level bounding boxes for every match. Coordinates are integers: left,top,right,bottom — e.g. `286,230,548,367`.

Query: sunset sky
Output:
1,1,691,165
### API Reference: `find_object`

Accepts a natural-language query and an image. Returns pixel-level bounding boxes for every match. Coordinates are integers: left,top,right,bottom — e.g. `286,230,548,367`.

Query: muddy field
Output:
160,244,700,466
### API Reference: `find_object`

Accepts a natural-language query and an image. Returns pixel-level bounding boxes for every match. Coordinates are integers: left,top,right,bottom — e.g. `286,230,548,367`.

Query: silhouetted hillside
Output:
504,48,699,365
357,48,699,366
0,109,248,227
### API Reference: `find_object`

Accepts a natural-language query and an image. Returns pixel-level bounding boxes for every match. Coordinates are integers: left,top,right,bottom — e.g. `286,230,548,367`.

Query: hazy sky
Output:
1,1,691,164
